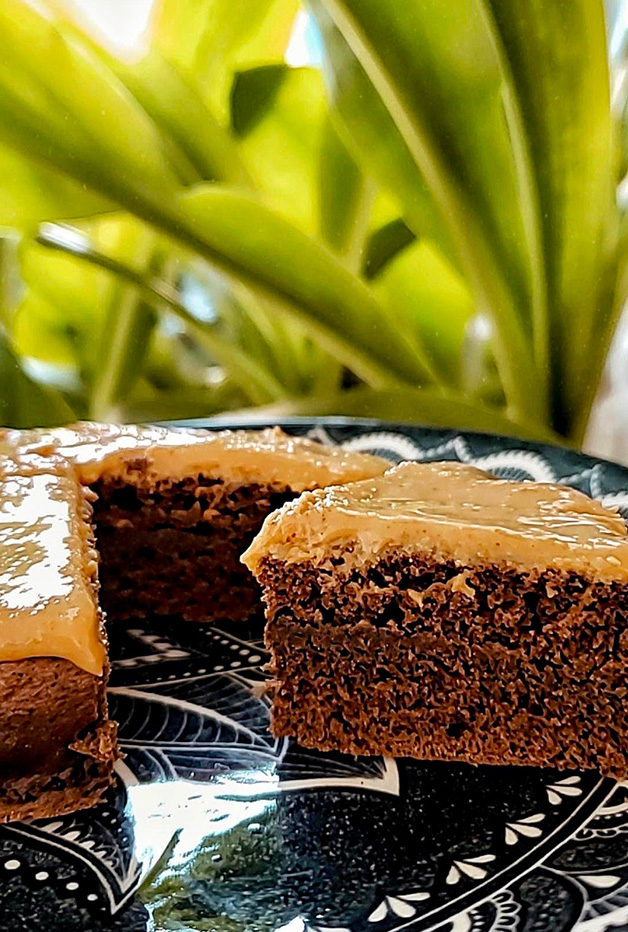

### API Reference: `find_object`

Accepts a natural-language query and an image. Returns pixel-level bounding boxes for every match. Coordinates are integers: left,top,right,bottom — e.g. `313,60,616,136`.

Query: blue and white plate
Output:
2,418,628,932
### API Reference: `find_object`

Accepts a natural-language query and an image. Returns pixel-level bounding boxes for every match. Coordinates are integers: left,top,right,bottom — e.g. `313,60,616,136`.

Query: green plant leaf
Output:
35,224,289,406
231,64,349,387
177,185,438,387
0,0,179,215
232,386,561,443
232,65,328,232
87,221,159,421
481,0,615,435
152,0,299,121
314,0,533,304
473,0,548,385
0,141,112,229
120,383,247,423
309,0,546,423
0,6,435,394
373,239,475,385
311,7,458,271
114,50,252,187
12,291,78,366
18,235,107,379
363,218,416,279
318,115,373,267
26,2,253,188
231,64,288,137
0,325,75,427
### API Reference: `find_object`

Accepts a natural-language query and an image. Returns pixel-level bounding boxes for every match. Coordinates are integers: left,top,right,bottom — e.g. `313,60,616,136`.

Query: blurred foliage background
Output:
0,0,626,445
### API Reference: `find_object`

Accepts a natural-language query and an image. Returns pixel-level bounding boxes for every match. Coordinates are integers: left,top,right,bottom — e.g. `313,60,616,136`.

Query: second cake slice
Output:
243,461,628,778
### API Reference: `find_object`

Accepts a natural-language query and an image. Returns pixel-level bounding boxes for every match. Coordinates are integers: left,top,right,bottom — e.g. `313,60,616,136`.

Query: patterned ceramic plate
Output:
2,418,628,932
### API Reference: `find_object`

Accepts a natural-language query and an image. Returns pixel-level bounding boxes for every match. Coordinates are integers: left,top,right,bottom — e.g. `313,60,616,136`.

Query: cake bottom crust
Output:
0,657,117,823
0,720,118,822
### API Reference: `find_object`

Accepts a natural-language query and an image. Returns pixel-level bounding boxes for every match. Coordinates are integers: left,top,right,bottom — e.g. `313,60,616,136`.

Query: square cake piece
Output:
243,461,628,778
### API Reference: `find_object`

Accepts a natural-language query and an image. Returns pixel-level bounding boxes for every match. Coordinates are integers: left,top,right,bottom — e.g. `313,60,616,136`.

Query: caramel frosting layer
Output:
0,460,104,676
242,461,628,581
3,423,387,490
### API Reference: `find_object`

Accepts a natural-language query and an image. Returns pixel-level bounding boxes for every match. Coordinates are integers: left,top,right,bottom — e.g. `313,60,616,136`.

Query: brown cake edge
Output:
256,551,628,779
0,652,118,822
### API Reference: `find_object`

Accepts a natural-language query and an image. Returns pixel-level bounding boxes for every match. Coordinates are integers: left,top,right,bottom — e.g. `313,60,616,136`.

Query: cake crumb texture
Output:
256,549,628,779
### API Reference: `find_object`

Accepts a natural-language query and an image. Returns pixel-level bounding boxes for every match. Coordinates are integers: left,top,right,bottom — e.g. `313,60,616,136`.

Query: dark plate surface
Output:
2,418,628,932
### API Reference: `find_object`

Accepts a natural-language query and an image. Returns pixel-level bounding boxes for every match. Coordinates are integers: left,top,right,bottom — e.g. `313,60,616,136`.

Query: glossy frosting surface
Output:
0,460,104,675
4,423,387,489
243,461,628,579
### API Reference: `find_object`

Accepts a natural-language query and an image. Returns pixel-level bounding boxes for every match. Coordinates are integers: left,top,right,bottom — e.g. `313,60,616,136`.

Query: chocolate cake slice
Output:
243,461,628,778
0,455,116,821
0,422,387,821
8,423,387,625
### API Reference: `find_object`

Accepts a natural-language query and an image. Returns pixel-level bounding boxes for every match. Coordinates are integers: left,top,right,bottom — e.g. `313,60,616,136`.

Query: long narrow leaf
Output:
152,0,299,121
12,287,83,369
0,6,434,391
178,185,437,387
0,325,74,427
310,0,546,423
88,223,158,421
35,224,291,406
29,4,252,189
374,240,475,386
114,51,253,187
482,0,615,434
318,116,373,267
475,0,549,384
363,219,416,279
311,9,459,272
232,65,327,232
0,141,112,229
0,0,180,213
230,386,561,443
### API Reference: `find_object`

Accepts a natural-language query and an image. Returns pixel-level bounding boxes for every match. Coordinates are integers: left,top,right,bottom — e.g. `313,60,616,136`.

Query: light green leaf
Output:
311,7,458,271
0,0,179,213
363,218,415,280
152,0,299,121
27,2,252,187
34,224,289,406
229,64,343,387
87,221,159,421
310,0,545,422
0,233,22,329
120,385,247,424
0,141,112,229
19,237,106,340
231,63,365,391
318,116,373,269
114,50,252,186
0,6,434,394
233,65,327,231
234,387,561,444
0,325,75,427
12,291,78,366
177,185,437,387
374,239,475,385
482,0,615,434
